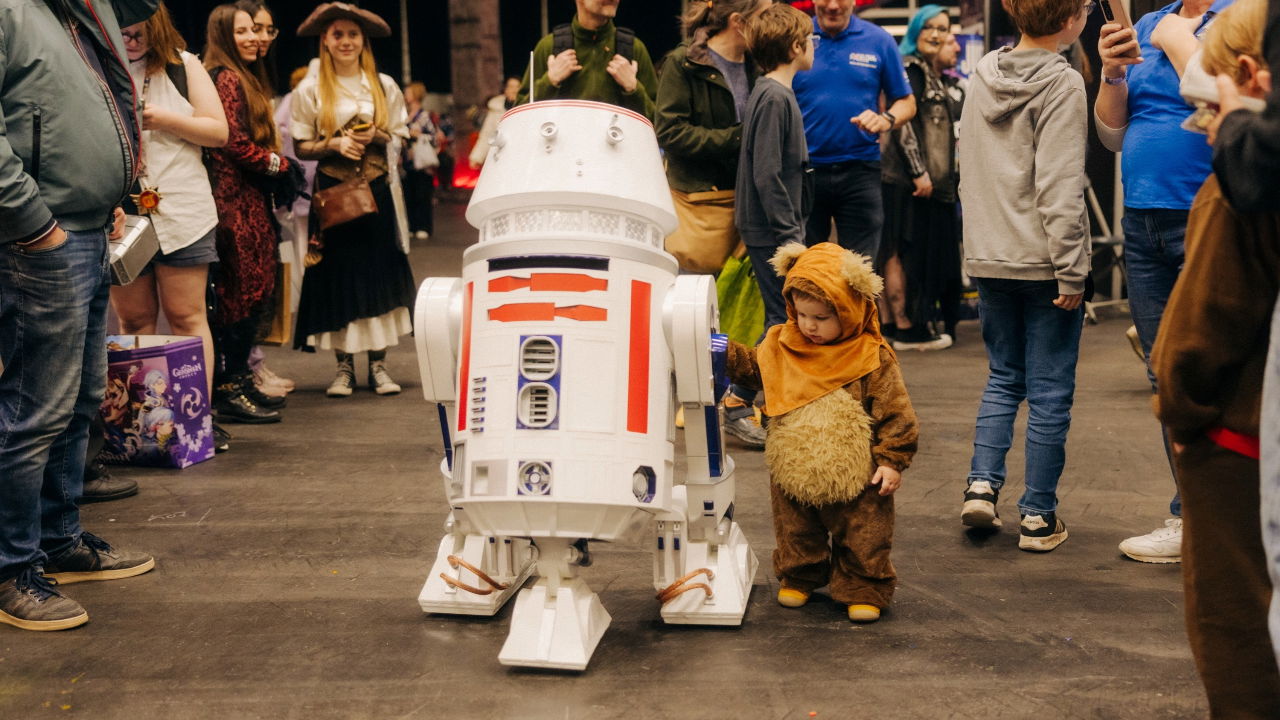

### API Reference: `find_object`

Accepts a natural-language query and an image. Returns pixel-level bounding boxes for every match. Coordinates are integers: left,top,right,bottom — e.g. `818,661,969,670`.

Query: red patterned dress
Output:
207,68,287,325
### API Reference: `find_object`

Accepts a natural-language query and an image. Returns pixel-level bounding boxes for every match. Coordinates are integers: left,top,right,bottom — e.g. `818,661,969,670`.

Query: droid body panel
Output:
414,101,756,670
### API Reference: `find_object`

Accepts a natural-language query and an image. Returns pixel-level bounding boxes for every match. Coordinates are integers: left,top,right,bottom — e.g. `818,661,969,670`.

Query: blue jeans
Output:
804,161,883,259
0,226,110,581
1122,207,1186,517
968,278,1083,516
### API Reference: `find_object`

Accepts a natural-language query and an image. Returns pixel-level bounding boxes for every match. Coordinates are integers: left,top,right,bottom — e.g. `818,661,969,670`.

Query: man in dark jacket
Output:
517,0,659,120
0,0,159,632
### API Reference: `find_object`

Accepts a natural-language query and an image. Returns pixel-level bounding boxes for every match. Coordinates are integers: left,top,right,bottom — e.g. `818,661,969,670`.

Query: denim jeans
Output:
1122,207,1187,516
804,161,883,259
968,278,1083,516
0,226,110,581
1261,294,1280,666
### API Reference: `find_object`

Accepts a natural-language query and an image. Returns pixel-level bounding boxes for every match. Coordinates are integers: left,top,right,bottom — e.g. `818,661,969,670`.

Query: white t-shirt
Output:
128,51,219,254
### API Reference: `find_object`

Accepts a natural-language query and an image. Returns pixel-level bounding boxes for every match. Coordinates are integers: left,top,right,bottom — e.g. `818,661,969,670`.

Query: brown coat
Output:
728,343,919,504
1152,174,1280,444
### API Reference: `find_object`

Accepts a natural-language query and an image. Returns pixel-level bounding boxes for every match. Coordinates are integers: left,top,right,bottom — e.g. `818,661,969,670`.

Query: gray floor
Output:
0,200,1204,719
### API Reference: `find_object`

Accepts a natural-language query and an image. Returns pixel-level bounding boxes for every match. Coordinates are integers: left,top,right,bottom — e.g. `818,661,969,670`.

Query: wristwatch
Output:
881,110,897,127
1103,74,1126,86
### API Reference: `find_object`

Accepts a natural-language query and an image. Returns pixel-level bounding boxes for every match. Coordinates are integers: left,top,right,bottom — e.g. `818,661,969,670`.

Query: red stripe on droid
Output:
458,282,474,431
626,281,651,434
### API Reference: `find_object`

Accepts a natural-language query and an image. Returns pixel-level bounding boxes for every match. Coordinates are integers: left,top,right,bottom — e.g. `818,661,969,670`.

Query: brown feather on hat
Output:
297,2,392,38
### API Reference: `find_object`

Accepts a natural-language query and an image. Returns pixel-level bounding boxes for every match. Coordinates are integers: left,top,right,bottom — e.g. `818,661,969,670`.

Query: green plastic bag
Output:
716,254,765,346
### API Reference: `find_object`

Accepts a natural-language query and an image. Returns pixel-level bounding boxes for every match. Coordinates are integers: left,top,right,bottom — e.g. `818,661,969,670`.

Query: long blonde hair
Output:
316,26,388,139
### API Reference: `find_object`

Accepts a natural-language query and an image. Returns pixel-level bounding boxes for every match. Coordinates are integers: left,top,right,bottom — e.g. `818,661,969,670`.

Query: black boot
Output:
214,376,281,424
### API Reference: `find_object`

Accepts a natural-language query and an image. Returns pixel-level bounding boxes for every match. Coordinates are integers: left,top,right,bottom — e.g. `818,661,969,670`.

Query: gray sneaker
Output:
0,568,88,631
42,533,155,585
724,414,767,449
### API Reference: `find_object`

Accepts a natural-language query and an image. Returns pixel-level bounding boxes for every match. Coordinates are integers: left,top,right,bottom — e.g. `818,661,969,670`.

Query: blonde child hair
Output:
1201,0,1269,85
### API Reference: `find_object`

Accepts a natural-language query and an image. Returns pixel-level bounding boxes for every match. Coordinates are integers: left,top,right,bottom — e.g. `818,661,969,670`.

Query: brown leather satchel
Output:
312,172,377,231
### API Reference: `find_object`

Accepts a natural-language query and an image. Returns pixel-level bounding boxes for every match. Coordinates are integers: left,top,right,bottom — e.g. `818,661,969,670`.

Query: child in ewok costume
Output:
727,242,919,622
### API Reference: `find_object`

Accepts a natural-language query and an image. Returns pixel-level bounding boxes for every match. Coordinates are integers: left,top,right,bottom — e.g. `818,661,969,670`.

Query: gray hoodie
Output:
958,48,1090,295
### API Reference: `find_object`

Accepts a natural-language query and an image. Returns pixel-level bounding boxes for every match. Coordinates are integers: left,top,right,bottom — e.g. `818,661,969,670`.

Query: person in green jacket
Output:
656,0,771,450
516,0,659,120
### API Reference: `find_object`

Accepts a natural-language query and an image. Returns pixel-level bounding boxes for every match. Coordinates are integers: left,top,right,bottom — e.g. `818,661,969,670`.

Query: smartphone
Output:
1099,0,1140,58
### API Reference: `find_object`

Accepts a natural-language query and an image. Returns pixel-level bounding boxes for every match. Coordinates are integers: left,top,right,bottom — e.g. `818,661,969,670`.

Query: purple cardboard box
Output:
99,335,214,469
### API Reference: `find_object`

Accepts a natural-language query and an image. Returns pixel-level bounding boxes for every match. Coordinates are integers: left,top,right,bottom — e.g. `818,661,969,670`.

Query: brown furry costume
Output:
728,244,919,609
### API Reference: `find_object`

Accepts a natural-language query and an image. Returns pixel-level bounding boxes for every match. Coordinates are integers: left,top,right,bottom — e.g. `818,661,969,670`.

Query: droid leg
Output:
418,521,537,616
498,538,611,671
419,457,538,616
654,461,758,626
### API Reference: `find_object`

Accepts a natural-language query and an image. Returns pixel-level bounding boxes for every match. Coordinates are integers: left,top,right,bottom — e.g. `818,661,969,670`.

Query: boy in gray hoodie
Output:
955,0,1092,552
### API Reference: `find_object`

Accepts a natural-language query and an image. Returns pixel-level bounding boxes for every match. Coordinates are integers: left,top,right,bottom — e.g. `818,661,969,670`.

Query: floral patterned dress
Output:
207,68,287,326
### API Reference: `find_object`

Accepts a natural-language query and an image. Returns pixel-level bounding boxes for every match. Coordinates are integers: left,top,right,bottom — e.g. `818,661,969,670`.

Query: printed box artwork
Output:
99,335,214,469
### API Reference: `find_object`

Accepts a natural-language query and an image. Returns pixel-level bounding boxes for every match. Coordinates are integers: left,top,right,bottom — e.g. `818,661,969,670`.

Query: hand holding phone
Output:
1098,22,1143,83
1099,0,1141,61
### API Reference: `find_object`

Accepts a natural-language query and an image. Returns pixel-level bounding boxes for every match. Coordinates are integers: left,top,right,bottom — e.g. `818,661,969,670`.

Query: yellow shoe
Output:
777,587,810,608
847,604,881,623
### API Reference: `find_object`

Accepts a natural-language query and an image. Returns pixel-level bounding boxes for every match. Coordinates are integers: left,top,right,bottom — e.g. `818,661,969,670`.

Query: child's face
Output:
1060,1,1092,47
797,33,815,71
793,295,842,345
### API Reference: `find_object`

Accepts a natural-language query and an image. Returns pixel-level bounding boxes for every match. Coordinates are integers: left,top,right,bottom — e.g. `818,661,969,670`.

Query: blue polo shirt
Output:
1121,0,1233,210
793,15,912,165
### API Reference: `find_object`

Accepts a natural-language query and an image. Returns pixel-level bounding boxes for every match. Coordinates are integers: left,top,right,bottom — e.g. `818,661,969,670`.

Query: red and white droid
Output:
413,100,756,670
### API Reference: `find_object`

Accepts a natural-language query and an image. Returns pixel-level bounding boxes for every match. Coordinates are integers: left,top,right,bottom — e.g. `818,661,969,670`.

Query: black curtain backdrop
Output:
166,1,686,97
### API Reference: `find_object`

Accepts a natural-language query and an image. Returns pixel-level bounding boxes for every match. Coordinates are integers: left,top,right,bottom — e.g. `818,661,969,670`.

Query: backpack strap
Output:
614,26,635,62
164,56,189,102
552,23,574,57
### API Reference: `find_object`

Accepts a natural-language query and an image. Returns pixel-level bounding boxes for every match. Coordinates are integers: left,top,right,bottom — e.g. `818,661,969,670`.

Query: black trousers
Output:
804,161,883,259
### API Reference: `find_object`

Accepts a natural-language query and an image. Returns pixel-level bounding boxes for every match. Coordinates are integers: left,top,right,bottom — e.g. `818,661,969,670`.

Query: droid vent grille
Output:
518,383,557,428
624,217,647,242
588,211,621,236
520,337,559,380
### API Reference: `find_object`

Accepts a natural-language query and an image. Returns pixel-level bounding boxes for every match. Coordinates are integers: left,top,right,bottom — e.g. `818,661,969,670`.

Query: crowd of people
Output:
1,0,1277,715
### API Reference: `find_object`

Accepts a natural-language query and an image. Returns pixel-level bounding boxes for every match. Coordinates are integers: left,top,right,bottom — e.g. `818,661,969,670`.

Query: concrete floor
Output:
0,200,1205,719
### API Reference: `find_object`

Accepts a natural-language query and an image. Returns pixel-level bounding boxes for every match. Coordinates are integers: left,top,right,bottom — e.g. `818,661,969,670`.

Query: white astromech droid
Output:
413,100,757,670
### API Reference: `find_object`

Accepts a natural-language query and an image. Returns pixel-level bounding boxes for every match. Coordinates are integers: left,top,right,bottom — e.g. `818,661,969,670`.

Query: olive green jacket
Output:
517,17,658,121
655,32,759,193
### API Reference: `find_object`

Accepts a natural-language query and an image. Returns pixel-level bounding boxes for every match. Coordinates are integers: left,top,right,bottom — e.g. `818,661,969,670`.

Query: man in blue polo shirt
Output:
794,0,916,257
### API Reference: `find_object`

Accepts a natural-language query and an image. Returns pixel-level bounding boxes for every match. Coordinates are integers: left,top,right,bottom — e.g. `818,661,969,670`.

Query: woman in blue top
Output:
1094,0,1233,564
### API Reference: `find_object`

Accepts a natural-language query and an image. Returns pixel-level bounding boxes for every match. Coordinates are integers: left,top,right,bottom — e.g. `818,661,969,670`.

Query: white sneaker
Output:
413,230,430,242
1118,518,1182,563
326,363,355,398
369,361,401,396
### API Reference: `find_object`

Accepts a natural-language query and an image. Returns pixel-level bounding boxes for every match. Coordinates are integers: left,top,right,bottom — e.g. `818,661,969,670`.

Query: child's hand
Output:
871,466,901,496
1053,293,1083,311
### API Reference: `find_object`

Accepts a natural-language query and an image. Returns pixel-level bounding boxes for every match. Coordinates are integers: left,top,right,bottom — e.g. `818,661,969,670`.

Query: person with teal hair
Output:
879,5,965,352
899,4,949,56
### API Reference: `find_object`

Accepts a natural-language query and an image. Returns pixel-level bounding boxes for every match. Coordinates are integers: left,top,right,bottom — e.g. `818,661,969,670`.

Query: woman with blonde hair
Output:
113,2,227,405
203,2,296,423
291,3,415,398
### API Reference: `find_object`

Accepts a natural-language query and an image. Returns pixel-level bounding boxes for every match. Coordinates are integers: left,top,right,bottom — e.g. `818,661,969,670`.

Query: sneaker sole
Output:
373,386,402,396
214,412,282,424
326,388,354,398
724,424,766,448
1018,530,1069,552
44,557,156,585
0,608,89,631
961,500,1002,529
1119,550,1181,564
893,334,954,352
